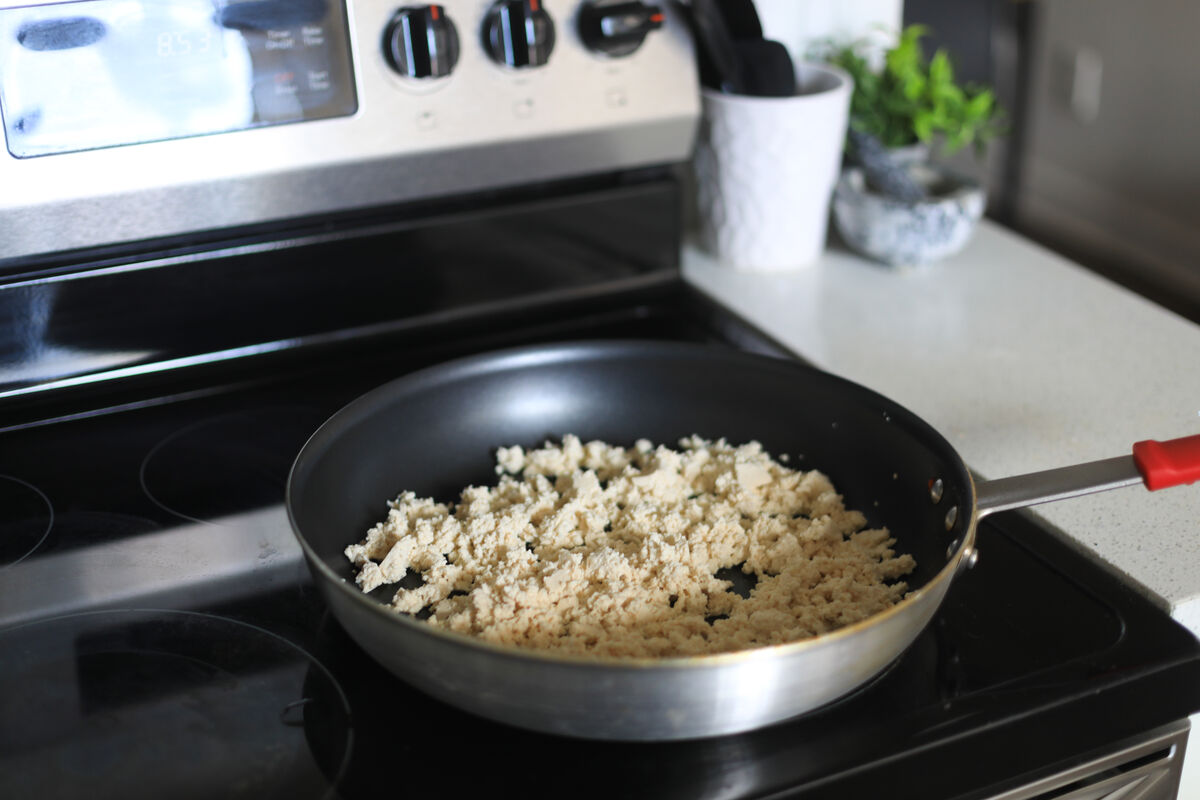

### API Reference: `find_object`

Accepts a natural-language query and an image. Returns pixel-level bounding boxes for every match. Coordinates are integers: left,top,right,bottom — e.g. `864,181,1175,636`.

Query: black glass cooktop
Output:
2,285,1198,800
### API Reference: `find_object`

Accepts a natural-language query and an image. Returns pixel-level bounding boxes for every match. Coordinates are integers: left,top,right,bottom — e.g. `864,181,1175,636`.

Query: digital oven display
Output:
0,0,357,157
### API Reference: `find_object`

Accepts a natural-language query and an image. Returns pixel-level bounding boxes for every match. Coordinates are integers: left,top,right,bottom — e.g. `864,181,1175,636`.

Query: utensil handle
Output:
1133,434,1200,490
975,433,1200,519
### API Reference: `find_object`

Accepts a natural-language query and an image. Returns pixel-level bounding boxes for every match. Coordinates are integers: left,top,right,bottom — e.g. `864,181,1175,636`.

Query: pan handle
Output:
974,433,1200,519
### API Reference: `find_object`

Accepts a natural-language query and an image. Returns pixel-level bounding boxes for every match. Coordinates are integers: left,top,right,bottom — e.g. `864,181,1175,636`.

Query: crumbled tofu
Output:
345,435,916,658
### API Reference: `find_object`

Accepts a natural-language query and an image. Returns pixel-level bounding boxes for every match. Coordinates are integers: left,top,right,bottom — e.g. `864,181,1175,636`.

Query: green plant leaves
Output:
928,50,953,89
913,111,935,142
817,24,1004,157
965,89,995,120
901,73,926,102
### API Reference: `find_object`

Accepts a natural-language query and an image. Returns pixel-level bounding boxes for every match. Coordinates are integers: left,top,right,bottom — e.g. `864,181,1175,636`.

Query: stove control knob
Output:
383,5,460,79
482,0,556,69
579,1,664,57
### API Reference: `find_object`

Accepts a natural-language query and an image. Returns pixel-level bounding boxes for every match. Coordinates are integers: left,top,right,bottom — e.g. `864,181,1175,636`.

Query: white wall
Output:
752,0,903,61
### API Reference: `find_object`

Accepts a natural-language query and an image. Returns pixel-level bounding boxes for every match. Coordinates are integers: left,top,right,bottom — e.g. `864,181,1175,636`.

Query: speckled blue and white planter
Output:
832,165,986,267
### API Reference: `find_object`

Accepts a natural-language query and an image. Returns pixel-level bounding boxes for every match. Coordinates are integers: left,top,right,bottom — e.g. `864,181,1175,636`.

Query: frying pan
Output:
286,341,1200,741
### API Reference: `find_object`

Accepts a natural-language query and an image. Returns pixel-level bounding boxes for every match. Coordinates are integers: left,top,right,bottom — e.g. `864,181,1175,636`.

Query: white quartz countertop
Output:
683,220,1200,635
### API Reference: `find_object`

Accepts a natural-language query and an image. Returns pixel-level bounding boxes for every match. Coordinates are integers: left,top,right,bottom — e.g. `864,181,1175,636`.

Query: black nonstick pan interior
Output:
290,340,973,598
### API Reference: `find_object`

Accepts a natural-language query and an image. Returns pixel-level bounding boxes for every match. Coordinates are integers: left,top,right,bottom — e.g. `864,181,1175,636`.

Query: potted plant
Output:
814,26,1006,267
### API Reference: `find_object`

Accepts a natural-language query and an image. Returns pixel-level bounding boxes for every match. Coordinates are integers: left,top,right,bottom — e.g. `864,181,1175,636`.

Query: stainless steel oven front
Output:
0,0,699,261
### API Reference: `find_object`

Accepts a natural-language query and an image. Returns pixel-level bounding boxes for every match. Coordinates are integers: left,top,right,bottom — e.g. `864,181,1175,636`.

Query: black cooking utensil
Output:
714,0,762,39
734,38,796,97
682,0,745,93
682,0,796,97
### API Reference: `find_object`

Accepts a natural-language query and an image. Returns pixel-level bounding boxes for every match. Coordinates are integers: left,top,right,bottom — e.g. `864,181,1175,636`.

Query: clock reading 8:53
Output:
156,29,215,57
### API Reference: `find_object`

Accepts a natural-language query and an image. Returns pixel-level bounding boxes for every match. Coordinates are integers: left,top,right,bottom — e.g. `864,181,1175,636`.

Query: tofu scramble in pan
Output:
344,435,916,658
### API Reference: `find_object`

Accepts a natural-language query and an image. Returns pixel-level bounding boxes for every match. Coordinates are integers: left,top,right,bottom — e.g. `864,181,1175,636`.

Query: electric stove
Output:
2,271,1199,799
2,1,1198,796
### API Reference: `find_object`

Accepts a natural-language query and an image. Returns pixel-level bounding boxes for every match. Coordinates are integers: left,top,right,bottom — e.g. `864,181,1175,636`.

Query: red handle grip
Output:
1132,434,1200,491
